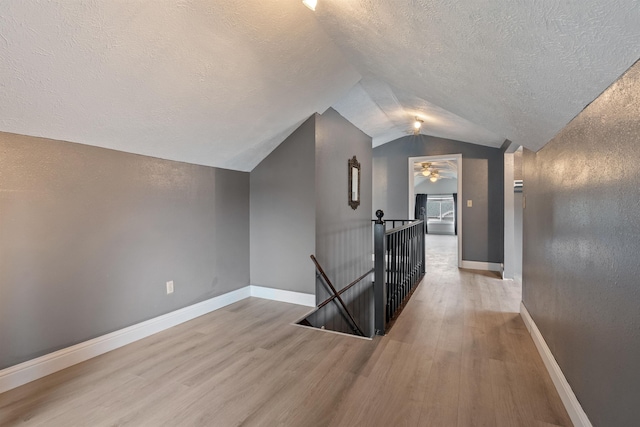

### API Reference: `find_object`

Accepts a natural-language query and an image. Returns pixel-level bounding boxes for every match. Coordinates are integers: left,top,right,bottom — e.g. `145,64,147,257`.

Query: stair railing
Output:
373,209,426,335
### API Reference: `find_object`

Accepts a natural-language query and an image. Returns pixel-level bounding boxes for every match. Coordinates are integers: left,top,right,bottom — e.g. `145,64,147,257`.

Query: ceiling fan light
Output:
413,117,424,136
430,176,438,182
302,0,317,11
422,170,429,176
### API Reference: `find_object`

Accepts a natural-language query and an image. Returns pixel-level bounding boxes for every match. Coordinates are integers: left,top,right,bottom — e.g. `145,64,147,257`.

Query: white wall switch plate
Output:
166,280,174,294
467,200,473,207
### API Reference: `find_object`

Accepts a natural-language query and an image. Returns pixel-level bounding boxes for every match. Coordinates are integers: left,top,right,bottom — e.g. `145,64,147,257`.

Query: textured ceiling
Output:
1,1,640,170
332,77,504,148
318,0,640,152
0,1,359,171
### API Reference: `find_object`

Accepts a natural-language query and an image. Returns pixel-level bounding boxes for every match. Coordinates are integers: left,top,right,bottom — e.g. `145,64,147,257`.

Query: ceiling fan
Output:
415,162,442,182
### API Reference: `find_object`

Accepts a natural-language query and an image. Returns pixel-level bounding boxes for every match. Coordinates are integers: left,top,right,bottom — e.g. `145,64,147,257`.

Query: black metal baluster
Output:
403,229,407,304
386,233,390,323
392,231,396,317
401,231,404,309
373,216,427,331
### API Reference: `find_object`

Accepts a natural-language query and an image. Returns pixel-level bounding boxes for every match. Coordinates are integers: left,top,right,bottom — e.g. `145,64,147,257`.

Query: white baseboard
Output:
520,302,593,427
460,260,502,272
0,285,315,394
250,285,315,307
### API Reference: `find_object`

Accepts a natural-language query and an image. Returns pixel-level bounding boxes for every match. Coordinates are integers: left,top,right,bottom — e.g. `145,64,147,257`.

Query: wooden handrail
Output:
384,219,423,234
310,255,365,337
316,268,373,310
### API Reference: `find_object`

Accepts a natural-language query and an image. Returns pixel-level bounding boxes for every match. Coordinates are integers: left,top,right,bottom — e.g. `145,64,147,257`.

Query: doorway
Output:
408,154,462,268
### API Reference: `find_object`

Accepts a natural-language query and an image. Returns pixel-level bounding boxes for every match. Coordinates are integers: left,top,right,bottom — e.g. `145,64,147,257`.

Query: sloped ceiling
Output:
0,0,360,170
1,1,639,171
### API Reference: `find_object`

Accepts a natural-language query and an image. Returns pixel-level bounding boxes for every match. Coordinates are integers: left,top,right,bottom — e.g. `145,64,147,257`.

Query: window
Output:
427,196,454,222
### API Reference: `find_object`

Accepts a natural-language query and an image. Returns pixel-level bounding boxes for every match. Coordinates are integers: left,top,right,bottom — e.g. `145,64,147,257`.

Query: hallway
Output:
0,235,571,426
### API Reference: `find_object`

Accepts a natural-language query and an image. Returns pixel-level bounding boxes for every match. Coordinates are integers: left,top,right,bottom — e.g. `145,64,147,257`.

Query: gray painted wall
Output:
374,136,503,263
315,108,373,288
504,149,523,281
250,116,316,294
0,132,250,369
522,61,640,426
314,108,373,336
513,192,523,283
415,177,458,195
503,153,516,279
250,109,373,334
513,148,523,282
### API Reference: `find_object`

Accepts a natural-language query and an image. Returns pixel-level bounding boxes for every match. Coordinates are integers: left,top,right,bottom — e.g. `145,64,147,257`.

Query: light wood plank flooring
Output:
0,235,572,426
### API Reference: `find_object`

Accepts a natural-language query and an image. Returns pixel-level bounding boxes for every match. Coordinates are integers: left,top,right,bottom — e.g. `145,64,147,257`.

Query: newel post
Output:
374,209,386,335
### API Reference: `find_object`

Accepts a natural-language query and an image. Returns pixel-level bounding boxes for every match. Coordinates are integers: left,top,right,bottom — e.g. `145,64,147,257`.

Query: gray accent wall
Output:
250,116,316,294
314,108,373,336
315,108,373,289
522,61,640,426
0,132,250,369
513,148,523,282
503,153,516,279
250,109,372,300
374,136,503,263
513,192,523,283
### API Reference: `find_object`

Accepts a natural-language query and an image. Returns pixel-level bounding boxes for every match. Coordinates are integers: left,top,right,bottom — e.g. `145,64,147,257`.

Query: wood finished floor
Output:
0,235,572,426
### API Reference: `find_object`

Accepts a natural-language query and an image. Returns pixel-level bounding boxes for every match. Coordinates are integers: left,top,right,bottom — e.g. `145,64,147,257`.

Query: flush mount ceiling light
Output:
303,0,317,11
413,117,424,135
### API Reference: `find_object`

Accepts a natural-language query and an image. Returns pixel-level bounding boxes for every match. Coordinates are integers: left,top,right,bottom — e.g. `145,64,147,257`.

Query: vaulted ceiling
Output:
1,1,639,171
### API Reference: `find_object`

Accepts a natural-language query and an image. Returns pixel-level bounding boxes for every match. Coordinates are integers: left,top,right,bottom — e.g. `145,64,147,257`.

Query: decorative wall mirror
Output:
348,155,361,210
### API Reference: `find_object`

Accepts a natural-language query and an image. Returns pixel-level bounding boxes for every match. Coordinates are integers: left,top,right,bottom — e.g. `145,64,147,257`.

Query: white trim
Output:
291,310,372,341
0,285,315,394
459,260,502,272
408,154,463,268
520,302,593,427
292,322,373,340
250,285,315,307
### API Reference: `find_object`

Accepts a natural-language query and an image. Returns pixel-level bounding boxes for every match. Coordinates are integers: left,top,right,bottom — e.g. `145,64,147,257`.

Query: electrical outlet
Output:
166,280,174,294
467,200,473,207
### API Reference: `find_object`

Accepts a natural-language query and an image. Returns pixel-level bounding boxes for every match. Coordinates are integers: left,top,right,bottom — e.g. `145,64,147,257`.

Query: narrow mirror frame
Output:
348,155,361,210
